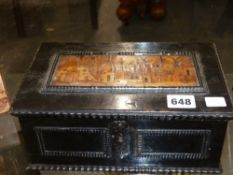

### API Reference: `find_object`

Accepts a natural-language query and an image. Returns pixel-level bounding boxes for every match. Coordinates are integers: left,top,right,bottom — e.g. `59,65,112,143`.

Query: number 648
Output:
171,98,191,105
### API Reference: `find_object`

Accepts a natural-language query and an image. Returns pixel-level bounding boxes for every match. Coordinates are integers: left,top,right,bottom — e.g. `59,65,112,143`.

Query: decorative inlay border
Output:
34,127,111,158
41,50,207,94
134,129,211,160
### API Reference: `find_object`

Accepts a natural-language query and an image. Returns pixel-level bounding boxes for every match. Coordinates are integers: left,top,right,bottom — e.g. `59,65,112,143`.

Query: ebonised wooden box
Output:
12,42,233,174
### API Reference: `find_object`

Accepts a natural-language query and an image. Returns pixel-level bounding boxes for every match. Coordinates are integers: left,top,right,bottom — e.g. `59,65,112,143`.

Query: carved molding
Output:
134,129,211,160
27,164,222,174
13,111,232,120
34,127,111,158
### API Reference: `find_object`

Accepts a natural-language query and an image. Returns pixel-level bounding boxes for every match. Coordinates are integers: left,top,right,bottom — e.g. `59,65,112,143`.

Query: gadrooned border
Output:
27,164,222,174
12,110,233,120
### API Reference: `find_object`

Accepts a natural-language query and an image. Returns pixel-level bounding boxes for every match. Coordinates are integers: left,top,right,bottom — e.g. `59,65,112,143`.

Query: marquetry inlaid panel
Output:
50,55,199,87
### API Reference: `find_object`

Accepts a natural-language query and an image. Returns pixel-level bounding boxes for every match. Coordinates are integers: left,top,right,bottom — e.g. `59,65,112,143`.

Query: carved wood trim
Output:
34,127,111,158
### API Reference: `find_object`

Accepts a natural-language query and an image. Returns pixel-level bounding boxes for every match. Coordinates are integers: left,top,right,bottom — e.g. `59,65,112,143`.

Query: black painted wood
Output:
11,43,233,173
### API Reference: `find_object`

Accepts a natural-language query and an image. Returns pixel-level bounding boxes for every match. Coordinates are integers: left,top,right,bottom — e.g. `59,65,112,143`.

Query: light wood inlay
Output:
50,55,199,87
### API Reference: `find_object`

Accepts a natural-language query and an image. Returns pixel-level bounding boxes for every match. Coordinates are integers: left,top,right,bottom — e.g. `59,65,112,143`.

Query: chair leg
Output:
89,0,98,29
215,0,233,36
12,0,26,37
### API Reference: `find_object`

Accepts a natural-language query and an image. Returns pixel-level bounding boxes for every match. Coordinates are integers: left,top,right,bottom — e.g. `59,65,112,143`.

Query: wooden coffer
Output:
12,43,233,174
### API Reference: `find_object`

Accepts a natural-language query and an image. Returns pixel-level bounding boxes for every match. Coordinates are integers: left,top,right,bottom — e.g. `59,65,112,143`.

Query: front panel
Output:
34,127,111,158
133,129,210,160
19,117,227,173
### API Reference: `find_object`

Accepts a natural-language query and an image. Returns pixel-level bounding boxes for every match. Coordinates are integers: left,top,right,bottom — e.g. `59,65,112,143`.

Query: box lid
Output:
11,42,233,119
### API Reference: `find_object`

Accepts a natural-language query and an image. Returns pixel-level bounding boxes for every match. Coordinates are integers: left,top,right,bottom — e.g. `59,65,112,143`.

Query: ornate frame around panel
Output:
34,127,111,158
134,129,211,160
42,50,208,94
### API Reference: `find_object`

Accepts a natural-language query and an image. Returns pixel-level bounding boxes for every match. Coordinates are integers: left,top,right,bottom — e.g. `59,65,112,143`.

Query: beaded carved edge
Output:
27,164,222,174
